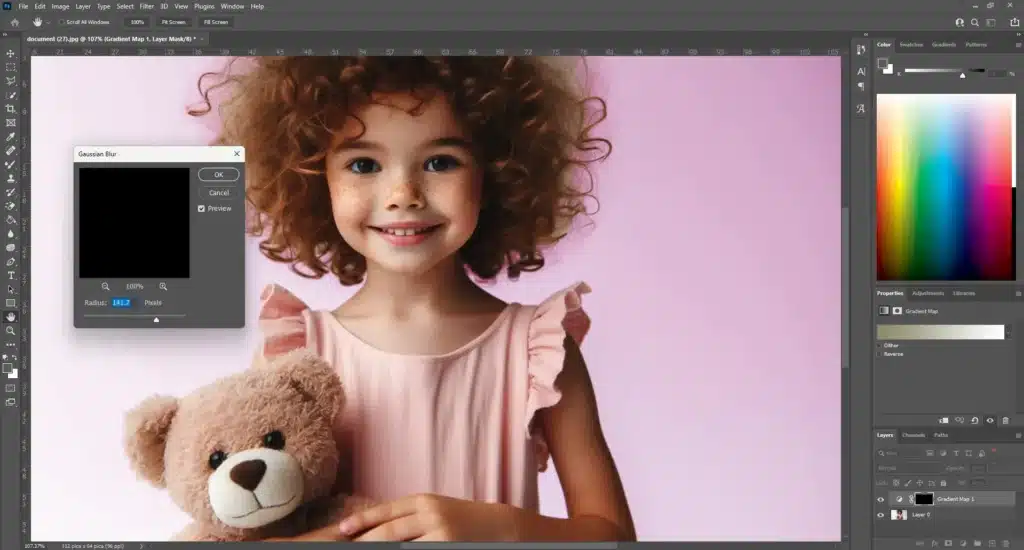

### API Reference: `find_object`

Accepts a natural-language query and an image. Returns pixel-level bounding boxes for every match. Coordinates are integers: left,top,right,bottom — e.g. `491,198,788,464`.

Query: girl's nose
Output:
385,178,425,211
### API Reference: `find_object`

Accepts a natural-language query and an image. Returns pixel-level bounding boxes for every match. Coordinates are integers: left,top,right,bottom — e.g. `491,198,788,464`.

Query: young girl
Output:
190,56,634,542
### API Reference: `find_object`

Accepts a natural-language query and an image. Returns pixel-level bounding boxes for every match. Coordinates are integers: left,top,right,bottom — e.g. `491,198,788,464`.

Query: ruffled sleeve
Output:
525,282,592,472
257,284,315,360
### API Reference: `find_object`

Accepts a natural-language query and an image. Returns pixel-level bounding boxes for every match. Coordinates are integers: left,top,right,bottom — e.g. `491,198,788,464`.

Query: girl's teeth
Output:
384,227,430,236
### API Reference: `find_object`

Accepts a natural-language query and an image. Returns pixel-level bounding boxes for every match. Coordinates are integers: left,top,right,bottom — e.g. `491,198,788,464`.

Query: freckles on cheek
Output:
442,179,483,207
330,186,368,226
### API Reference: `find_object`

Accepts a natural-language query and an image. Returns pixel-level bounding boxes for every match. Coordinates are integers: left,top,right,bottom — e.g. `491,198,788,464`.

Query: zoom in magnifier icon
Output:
159,282,167,291
5,326,14,335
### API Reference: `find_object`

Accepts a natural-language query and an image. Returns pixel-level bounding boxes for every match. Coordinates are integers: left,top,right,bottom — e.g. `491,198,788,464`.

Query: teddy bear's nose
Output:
229,459,267,492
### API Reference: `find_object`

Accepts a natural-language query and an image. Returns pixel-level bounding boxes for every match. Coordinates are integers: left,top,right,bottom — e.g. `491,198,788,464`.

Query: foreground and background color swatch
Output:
876,93,1016,282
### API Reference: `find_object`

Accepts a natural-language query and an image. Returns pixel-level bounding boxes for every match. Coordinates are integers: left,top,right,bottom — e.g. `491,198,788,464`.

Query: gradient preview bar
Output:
876,324,1007,341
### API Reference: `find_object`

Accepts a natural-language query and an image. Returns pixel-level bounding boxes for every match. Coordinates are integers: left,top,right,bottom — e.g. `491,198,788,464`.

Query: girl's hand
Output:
339,494,521,542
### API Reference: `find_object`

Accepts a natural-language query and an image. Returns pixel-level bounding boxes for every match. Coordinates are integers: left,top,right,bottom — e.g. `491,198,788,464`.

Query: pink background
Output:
30,56,842,541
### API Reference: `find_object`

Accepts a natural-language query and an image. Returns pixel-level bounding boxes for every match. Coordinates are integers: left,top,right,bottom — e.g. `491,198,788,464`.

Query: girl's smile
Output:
368,222,445,247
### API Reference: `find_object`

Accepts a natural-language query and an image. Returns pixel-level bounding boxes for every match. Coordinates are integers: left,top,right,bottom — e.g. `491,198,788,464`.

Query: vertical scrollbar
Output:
0,35,20,550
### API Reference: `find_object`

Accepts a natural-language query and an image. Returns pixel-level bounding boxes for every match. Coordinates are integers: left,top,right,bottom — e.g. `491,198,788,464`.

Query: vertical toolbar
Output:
850,34,874,546
0,34,19,550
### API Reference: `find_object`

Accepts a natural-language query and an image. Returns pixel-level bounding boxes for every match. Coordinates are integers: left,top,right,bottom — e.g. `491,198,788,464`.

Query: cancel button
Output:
201,186,235,200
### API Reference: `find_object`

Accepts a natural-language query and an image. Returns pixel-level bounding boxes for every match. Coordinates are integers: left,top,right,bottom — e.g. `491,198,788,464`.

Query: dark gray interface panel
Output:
72,146,245,328
861,40,1024,549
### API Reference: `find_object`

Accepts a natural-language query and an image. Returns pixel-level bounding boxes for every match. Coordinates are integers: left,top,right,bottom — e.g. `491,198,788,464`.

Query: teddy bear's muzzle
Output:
207,447,304,529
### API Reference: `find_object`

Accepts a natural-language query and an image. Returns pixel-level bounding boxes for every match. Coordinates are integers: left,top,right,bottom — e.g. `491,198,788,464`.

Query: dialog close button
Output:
201,187,235,200
111,297,132,308
197,167,240,183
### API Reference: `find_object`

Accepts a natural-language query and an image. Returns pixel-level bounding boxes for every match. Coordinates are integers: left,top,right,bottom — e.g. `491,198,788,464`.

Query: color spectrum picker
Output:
876,93,1016,282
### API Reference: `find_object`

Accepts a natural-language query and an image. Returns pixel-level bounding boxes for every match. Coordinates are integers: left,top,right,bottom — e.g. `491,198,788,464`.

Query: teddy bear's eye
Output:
262,430,285,450
208,450,227,470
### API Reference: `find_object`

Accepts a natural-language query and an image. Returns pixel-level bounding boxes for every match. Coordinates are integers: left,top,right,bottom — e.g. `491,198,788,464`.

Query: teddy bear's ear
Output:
123,394,179,488
269,349,345,422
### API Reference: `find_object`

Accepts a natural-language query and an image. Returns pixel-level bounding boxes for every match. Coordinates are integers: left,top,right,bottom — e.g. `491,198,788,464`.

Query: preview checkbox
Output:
197,205,205,213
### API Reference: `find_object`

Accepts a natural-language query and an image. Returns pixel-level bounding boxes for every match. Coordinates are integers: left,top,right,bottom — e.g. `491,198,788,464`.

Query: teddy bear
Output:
123,349,362,541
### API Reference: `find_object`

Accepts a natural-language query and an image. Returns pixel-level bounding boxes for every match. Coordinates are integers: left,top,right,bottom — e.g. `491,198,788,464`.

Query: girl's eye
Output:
424,155,461,173
347,158,381,174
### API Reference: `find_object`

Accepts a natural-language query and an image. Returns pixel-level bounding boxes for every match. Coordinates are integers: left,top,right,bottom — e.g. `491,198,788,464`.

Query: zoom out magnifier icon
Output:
101,282,109,291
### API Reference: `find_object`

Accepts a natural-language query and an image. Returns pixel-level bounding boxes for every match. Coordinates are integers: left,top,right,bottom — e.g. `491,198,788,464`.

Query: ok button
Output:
198,167,240,183
201,186,235,200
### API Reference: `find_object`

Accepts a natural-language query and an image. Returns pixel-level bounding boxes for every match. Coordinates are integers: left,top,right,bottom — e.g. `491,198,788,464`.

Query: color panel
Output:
876,94,1016,281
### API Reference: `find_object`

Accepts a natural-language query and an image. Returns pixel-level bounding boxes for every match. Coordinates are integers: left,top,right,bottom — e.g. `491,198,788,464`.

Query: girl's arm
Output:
514,335,636,542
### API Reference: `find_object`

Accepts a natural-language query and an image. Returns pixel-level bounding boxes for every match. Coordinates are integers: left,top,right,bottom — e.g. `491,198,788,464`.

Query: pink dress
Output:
257,282,591,511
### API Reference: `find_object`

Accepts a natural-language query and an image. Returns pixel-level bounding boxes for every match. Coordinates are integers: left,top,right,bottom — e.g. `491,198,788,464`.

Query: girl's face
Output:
325,93,482,279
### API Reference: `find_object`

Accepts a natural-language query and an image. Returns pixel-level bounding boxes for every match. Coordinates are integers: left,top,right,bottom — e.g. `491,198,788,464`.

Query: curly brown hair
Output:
189,56,609,285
